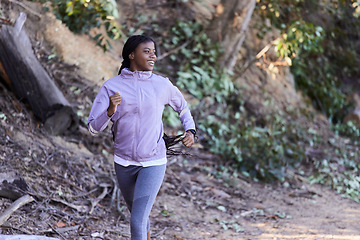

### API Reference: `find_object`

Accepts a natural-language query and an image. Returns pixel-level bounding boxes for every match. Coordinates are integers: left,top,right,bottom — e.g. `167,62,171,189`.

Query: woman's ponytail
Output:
118,59,130,75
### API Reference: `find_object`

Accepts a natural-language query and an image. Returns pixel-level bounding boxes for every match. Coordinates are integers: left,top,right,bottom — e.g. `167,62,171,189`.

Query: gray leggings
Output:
114,163,166,240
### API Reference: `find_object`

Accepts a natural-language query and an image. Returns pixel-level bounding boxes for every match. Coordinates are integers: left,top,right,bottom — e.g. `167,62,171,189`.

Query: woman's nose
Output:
150,52,156,59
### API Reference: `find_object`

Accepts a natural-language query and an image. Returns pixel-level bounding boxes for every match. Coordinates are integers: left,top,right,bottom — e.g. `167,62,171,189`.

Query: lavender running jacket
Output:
87,68,196,163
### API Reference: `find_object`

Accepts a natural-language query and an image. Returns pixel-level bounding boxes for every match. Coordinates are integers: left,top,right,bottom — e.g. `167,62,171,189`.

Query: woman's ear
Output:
129,52,135,60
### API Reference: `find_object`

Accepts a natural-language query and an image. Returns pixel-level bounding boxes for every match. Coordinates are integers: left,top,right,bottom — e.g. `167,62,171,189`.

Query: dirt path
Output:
0,82,359,240
147,155,360,240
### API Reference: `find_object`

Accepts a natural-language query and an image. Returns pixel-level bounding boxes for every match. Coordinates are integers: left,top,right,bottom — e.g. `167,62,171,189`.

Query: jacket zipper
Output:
133,76,140,160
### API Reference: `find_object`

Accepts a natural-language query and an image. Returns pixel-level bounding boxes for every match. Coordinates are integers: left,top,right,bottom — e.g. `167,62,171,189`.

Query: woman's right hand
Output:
108,92,122,117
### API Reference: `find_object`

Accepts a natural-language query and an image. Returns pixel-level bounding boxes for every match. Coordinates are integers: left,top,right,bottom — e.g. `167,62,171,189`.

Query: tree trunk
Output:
0,12,78,135
206,0,256,71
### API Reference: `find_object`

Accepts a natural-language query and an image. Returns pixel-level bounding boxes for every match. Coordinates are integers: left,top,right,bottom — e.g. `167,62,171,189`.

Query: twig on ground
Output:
29,190,90,213
52,198,89,213
55,225,80,234
89,184,110,214
65,157,82,186
33,157,86,192
116,187,127,220
0,235,60,240
110,180,117,208
0,224,33,235
62,187,99,199
103,228,131,238
0,194,34,225
153,227,168,237
47,223,66,240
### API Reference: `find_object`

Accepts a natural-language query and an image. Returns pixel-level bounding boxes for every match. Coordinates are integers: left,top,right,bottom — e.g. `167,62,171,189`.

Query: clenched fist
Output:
107,92,122,117
182,130,195,148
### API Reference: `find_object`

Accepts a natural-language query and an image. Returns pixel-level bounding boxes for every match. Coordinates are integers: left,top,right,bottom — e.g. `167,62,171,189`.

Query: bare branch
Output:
0,194,34,225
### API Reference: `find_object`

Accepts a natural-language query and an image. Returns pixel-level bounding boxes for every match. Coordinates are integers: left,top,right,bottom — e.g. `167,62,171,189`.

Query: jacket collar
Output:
120,68,153,80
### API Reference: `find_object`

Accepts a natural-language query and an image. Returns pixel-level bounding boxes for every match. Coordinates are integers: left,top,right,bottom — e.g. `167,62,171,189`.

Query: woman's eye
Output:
144,50,155,54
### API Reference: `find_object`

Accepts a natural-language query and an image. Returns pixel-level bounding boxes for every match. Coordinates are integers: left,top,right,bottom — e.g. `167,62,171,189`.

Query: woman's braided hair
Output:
118,35,155,75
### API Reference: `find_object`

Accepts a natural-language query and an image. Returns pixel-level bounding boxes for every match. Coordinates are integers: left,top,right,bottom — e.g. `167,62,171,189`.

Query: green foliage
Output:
256,0,360,122
199,106,309,181
254,0,360,200
309,143,360,202
275,21,324,58
161,20,311,181
46,0,122,51
158,3,360,194
0,3,4,17
273,20,349,120
121,12,162,37
30,0,360,197
214,219,244,233
162,21,234,101
332,121,360,140
162,105,181,128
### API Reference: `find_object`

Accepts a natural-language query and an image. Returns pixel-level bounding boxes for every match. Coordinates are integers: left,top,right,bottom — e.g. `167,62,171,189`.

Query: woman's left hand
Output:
182,130,195,147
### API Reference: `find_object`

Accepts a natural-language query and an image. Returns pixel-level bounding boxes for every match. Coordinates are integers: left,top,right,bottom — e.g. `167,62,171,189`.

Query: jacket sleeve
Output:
166,79,196,132
87,85,112,136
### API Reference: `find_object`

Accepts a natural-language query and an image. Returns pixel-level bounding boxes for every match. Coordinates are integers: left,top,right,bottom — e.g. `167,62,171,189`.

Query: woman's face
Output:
129,41,157,71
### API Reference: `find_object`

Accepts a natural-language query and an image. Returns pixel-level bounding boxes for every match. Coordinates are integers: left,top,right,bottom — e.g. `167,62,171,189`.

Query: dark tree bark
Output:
206,0,257,71
0,12,77,135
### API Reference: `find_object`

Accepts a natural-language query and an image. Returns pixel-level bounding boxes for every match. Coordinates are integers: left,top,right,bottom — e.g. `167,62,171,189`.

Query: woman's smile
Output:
130,41,157,71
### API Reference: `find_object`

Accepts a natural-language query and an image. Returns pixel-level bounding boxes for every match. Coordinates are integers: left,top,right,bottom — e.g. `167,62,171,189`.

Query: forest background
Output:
0,0,360,239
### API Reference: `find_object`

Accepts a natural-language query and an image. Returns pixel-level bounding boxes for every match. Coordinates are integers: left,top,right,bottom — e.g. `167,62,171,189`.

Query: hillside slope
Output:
1,1,360,240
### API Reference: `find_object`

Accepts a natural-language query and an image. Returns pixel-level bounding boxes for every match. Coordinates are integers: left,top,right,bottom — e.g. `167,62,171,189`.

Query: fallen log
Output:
0,12,78,135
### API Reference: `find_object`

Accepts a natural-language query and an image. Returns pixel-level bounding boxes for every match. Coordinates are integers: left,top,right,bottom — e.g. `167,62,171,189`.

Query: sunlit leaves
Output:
352,0,360,17
257,0,360,123
50,0,122,51
275,21,324,59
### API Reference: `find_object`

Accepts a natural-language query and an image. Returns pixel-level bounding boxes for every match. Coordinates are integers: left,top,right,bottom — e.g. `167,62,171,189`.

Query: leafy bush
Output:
255,0,360,200
161,21,233,101
44,0,122,51
275,20,350,120
159,3,360,193
309,140,360,202
332,121,360,140
256,0,360,123
199,109,308,181
160,20,310,181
